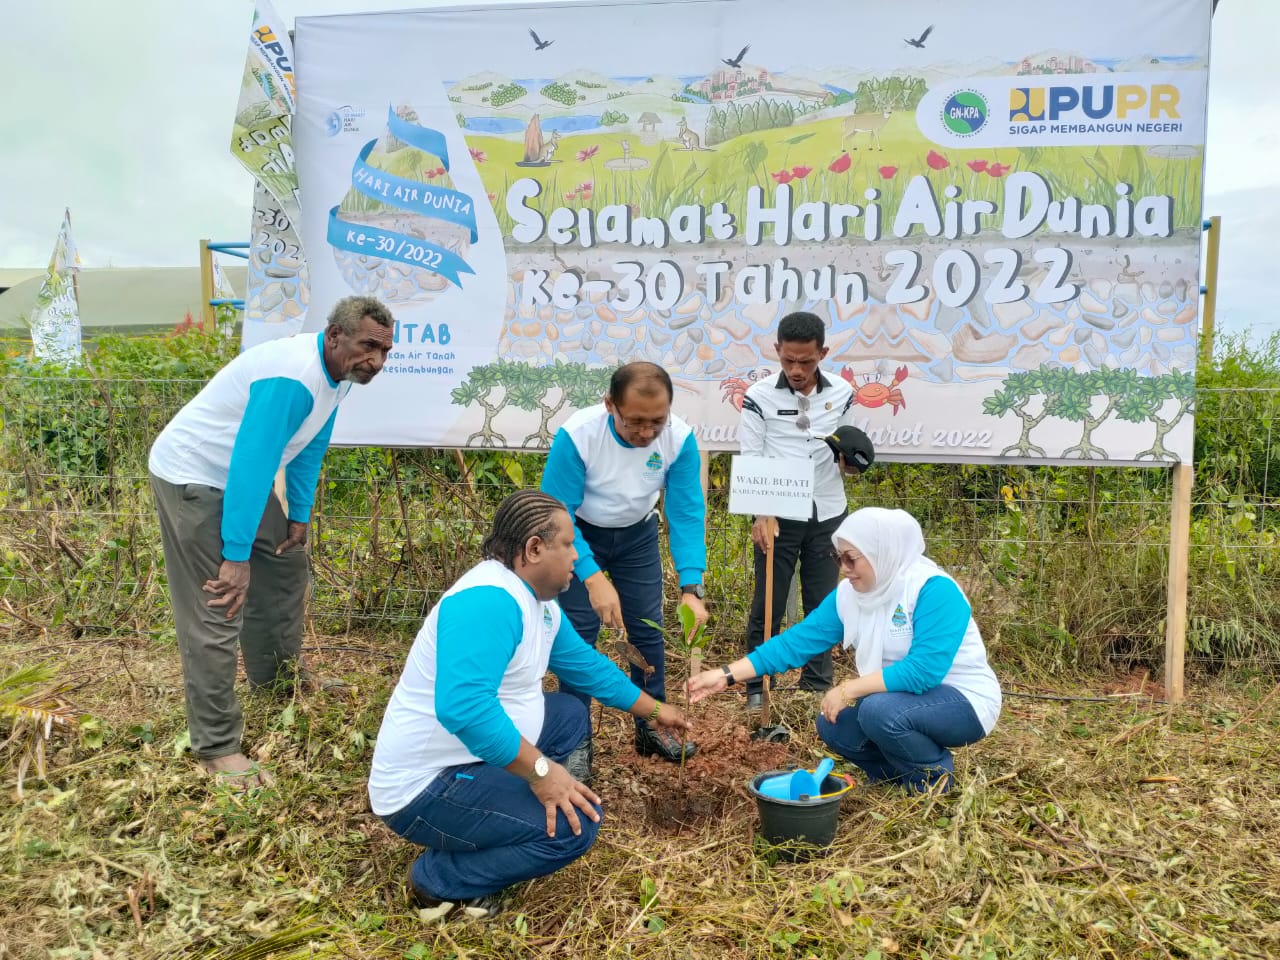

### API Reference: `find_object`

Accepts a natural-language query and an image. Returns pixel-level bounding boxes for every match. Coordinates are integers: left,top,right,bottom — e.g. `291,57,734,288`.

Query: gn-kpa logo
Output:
941,90,989,137
1010,83,1181,125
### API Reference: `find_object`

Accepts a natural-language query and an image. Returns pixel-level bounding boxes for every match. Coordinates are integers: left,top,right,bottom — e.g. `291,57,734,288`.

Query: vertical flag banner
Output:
29,209,83,367
232,0,309,348
291,0,1210,463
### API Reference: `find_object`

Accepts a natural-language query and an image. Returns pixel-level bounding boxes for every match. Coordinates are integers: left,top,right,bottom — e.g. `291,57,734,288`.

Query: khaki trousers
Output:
150,475,308,759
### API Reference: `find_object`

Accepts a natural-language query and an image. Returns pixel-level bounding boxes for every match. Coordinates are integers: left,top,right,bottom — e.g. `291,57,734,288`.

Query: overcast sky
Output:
1,0,1273,340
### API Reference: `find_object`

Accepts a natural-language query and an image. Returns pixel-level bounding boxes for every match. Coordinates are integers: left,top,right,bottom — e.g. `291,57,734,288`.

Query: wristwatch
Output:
721,664,736,687
680,582,705,599
525,755,550,783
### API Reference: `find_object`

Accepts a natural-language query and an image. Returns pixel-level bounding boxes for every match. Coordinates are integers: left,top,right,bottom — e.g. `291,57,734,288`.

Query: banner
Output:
293,0,1210,463
232,0,309,348
28,208,83,367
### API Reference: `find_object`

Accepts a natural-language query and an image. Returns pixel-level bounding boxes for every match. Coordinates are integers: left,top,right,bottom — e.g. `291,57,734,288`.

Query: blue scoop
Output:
757,757,836,802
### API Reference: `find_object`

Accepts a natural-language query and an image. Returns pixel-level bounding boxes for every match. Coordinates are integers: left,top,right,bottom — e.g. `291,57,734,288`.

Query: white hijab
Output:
832,507,942,677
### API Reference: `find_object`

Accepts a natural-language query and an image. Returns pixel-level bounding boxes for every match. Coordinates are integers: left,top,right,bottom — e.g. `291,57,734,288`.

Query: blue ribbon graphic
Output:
327,206,475,286
349,141,478,242
327,107,477,288
387,107,452,171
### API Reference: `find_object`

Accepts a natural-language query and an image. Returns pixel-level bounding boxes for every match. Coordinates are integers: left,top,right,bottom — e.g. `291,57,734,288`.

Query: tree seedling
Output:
641,601,707,790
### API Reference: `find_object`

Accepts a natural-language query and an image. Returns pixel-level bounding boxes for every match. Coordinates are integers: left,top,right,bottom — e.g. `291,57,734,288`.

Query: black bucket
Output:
747,769,849,862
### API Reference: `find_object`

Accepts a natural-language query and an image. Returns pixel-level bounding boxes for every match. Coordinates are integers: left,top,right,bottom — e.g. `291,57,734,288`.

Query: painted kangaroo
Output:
841,108,892,151
538,130,561,163
676,117,710,151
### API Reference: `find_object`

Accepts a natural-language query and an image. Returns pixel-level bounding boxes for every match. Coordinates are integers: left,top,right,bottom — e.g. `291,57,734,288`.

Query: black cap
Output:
823,425,875,472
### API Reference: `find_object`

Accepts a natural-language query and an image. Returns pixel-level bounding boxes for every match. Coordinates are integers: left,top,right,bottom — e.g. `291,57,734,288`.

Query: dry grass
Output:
1,630,1278,960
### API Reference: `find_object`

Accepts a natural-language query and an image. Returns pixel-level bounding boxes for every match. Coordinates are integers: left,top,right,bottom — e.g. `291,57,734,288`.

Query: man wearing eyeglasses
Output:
738,311,874,711
541,361,707,770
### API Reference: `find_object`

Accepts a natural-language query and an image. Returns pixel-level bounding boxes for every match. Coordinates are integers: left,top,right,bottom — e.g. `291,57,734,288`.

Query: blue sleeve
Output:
540,428,600,580
284,407,336,523
883,577,970,693
747,589,842,676
433,586,524,766
221,377,314,561
547,615,643,711
663,431,707,585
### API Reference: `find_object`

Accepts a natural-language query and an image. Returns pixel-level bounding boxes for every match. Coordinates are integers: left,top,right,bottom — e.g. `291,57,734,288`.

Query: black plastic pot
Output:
747,769,848,862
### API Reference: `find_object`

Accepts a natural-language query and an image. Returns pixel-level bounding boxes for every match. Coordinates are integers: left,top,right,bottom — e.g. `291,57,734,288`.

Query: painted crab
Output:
720,368,772,411
841,364,909,416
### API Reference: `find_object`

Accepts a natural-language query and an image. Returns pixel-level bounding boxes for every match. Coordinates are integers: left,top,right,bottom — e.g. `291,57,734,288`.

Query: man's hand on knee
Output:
530,761,602,838
204,560,251,619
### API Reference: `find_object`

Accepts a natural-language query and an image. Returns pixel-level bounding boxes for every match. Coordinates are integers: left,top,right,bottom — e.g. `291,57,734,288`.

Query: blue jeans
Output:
381,693,599,900
557,513,664,730
815,686,986,792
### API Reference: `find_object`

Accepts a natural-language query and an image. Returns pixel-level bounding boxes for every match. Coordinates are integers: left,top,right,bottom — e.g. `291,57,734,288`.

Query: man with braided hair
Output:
370,490,690,920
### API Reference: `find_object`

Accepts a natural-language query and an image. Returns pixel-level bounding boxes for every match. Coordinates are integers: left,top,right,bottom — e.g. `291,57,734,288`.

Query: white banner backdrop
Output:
291,0,1210,463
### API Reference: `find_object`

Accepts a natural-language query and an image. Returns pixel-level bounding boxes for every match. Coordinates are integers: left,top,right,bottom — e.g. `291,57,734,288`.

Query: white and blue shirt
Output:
747,569,1002,733
541,404,706,585
148,332,349,562
367,559,642,816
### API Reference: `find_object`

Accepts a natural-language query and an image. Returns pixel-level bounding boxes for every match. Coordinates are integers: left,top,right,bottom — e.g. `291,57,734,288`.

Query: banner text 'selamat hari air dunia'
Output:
290,0,1210,463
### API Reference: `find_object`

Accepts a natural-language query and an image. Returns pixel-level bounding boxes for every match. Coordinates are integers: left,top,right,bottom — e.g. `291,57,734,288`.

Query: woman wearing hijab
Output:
687,507,1000,792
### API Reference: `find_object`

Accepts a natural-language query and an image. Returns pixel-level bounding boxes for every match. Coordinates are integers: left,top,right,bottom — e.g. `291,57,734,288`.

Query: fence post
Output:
1199,216,1221,367
1164,463,1192,704
198,239,216,329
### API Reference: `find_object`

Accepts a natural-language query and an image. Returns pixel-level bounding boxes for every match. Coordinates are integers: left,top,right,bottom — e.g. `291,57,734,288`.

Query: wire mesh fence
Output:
0,370,1277,676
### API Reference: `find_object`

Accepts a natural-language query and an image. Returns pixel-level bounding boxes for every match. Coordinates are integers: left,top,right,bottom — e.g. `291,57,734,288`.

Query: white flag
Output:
29,209,83,366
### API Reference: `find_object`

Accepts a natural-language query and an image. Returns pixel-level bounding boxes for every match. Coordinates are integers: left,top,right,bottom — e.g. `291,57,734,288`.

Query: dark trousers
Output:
556,514,664,731
745,511,846,695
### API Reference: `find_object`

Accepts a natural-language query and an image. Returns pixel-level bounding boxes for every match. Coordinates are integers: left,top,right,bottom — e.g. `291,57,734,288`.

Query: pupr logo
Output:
941,89,988,136
1010,83,1181,123
891,604,909,627
645,451,664,471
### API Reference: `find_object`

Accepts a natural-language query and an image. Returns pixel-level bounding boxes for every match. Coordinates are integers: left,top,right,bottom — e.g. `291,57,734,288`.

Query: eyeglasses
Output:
830,549,865,570
795,394,810,432
615,413,670,432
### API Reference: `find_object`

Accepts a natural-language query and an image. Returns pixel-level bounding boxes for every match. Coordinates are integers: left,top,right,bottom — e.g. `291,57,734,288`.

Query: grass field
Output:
3,628,1278,960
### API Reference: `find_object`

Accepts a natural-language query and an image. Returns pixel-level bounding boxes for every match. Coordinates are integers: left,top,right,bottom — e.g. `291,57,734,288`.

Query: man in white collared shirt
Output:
738,311,874,708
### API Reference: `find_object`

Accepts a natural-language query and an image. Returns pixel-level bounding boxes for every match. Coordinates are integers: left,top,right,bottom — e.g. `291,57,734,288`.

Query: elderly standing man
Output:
541,361,708,772
148,295,394,788
371,489,690,920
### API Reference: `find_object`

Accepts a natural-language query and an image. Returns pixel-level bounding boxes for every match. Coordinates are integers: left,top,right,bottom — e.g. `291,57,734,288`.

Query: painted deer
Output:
841,98,892,152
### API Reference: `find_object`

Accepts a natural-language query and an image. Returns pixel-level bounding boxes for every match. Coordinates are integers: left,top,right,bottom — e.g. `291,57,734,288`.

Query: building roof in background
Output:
0,266,246,334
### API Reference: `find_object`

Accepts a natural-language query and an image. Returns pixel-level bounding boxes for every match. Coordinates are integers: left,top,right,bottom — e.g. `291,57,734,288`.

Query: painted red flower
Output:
926,150,950,170
469,147,487,163
771,169,794,184
565,191,578,201
577,145,600,162
791,164,813,179
966,159,988,173
829,152,852,174
987,162,1010,178
879,165,898,179
425,168,437,179
436,167,447,177
578,181,594,195
487,192,497,203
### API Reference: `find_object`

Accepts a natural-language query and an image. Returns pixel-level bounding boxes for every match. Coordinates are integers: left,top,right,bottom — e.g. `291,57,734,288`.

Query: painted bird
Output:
722,44,750,68
905,25,934,49
529,28,553,51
